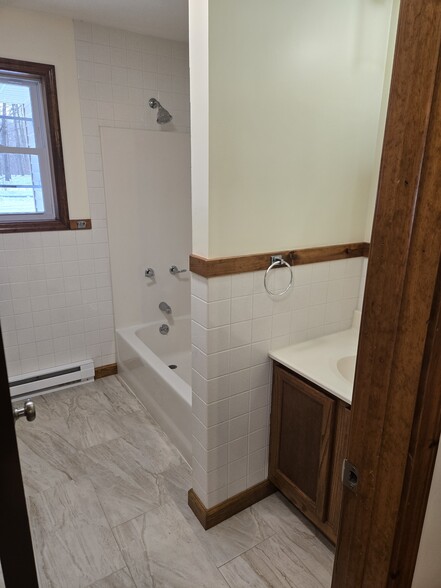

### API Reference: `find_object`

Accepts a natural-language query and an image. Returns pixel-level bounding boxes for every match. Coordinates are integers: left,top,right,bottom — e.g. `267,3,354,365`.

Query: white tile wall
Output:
0,229,115,377
0,21,189,378
74,21,190,133
191,257,365,508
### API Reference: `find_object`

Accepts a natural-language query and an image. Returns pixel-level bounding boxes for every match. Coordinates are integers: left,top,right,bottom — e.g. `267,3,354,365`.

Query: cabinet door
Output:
327,402,351,535
269,364,335,521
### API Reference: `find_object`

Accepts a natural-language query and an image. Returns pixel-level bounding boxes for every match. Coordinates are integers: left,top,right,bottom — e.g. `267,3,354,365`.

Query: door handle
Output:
13,399,36,423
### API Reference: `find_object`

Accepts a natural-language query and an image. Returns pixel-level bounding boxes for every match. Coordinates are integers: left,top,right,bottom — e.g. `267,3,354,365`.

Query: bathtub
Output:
116,316,192,464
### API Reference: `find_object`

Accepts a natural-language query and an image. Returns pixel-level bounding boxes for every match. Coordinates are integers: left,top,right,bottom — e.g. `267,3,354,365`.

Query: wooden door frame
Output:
332,0,441,586
0,2,440,587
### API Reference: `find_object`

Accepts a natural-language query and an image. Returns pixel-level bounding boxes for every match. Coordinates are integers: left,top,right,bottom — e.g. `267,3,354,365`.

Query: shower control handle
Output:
169,265,187,275
13,399,36,423
145,268,155,278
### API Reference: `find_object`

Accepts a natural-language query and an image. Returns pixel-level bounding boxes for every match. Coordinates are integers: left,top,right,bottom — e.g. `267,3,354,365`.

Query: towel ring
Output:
264,257,293,296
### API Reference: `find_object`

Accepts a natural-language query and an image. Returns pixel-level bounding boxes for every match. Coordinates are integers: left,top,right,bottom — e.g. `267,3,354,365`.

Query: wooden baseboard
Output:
95,363,118,379
188,480,276,530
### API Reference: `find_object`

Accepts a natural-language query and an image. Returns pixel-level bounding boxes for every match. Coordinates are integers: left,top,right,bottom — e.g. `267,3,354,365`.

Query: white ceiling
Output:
0,0,189,41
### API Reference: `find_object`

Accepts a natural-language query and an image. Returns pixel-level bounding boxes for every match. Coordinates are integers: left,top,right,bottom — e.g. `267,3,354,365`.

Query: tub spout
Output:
159,301,172,314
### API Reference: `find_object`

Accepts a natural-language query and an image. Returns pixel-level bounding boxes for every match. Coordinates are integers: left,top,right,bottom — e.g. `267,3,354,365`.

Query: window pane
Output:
0,59,69,229
0,153,44,214
0,80,36,148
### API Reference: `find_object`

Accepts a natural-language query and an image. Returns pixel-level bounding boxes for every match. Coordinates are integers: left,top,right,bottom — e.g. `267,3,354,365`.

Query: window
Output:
0,58,69,232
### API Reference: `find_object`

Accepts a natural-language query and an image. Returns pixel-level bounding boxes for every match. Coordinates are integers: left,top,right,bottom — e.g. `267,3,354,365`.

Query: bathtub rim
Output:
115,318,192,465
116,318,192,406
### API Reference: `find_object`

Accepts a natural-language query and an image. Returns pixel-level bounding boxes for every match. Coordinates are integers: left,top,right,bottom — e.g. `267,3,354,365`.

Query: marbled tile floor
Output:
8,376,334,587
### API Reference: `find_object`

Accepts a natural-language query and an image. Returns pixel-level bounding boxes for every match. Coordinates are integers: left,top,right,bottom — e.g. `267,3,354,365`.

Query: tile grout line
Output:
18,374,335,587
109,503,163,532
26,379,149,585
215,530,279,570
83,566,135,588
94,461,140,586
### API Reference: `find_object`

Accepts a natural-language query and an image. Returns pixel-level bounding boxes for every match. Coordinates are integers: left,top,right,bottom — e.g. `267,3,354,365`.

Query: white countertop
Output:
269,322,360,405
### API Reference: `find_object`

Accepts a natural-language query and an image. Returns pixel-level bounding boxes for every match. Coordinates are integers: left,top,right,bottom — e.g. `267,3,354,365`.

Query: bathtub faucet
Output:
159,301,172,314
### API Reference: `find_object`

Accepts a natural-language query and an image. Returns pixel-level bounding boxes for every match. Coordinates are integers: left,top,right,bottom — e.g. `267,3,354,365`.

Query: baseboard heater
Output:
9,360,95,399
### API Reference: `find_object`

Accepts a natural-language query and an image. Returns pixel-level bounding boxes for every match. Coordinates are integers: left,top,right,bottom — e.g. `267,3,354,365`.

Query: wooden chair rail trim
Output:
190,242,369,278
188,480,276,530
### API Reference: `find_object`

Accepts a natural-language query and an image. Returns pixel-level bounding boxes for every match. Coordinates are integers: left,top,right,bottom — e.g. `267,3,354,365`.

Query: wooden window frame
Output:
0,57,69,233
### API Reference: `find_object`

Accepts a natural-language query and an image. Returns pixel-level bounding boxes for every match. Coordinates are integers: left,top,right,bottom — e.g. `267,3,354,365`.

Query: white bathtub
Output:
116,316,192,464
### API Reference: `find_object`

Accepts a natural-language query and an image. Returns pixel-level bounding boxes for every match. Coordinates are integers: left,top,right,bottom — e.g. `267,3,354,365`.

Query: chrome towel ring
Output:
264,255,293,296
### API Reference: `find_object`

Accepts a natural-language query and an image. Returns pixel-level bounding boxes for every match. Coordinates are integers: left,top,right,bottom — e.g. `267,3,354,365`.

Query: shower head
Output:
148,98,173,124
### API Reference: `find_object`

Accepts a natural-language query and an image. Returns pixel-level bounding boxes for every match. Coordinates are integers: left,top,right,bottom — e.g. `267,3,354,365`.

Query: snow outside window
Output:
0,72,56,222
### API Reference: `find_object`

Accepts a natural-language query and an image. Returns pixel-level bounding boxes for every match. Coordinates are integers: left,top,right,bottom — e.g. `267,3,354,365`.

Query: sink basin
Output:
337,355,356,383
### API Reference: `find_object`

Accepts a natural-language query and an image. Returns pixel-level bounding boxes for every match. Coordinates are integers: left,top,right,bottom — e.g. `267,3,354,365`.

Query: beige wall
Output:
0,6,89,217
189,0,398,258
189,0,209,258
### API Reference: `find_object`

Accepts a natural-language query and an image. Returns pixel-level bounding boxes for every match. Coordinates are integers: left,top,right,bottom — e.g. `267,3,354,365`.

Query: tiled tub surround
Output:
191,257,366,508
74,21,190,134
0,21,189,379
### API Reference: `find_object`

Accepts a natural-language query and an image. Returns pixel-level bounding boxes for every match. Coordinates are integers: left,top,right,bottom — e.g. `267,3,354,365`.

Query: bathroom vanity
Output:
268,321,359,544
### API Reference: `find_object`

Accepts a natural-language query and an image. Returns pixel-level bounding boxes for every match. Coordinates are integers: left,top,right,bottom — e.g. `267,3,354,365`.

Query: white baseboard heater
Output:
9,360,95,398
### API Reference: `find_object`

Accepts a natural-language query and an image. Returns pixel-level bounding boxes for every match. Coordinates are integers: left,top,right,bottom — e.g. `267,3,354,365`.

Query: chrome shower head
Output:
148,98,173,124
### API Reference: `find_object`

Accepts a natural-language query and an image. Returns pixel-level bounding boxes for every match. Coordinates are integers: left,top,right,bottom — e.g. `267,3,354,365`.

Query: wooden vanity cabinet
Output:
269,362,351,544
